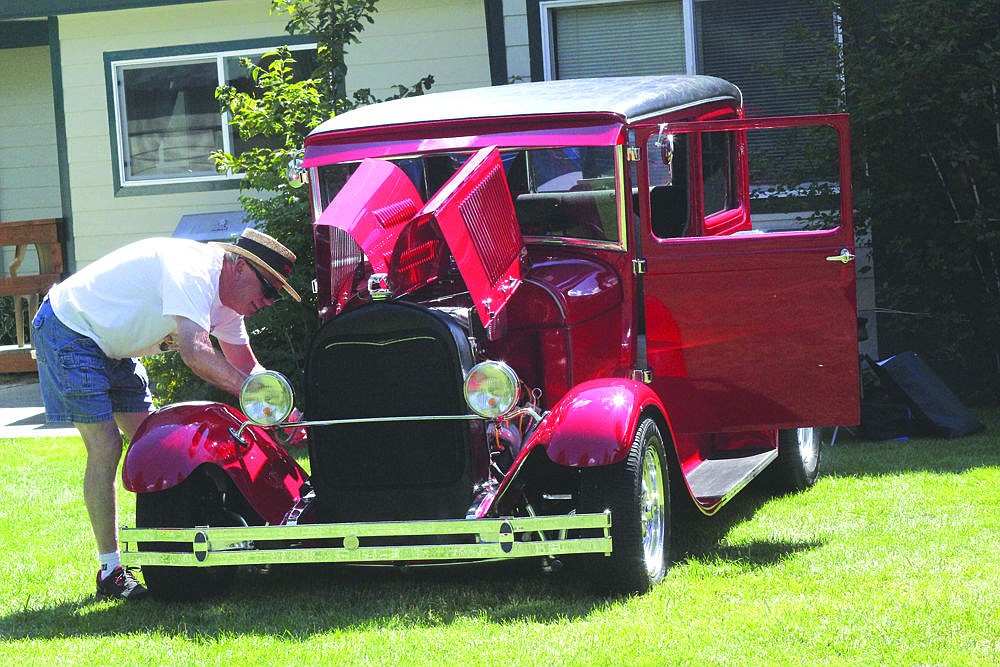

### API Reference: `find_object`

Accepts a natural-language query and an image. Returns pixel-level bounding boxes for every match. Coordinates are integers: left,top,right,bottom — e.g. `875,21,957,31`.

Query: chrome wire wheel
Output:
769,426,824,493
795,427,821,474
580,416,670,595
640,438,667,580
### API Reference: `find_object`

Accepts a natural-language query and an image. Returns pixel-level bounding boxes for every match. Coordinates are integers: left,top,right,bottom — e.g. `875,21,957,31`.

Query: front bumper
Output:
120,512,611,568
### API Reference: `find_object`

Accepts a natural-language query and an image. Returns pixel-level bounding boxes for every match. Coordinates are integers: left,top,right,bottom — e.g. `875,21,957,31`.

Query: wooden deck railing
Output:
1,218,65,372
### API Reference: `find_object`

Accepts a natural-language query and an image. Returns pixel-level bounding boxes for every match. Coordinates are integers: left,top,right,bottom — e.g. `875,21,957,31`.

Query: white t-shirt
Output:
49,237,249,359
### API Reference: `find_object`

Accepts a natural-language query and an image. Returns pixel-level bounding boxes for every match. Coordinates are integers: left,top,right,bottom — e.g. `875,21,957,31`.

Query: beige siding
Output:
57,1,290,267
57,0,490,268
345,0,492,93
0,47,61,223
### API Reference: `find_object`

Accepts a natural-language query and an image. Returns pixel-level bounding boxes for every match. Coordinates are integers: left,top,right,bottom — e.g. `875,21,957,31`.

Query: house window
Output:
537,0,839,117
695,0,837,116
540,0,685,80
110,43,316,188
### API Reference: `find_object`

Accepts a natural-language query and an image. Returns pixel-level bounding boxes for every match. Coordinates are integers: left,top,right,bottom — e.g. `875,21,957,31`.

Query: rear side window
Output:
747,124,841,232
701,131,738,217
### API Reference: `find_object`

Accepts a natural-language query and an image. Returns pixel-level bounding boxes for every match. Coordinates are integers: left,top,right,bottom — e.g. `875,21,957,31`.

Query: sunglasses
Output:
247,261,282,301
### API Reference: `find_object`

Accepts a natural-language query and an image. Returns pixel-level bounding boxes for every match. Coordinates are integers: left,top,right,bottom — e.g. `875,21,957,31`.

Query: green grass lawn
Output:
2,413,999,666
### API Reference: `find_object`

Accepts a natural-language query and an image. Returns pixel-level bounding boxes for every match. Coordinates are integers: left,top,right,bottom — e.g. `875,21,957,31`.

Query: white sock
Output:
98,552,121,580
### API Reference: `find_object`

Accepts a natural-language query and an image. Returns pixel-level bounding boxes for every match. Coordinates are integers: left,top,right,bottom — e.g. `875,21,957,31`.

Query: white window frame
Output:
111,43,316,188
538,0,697,81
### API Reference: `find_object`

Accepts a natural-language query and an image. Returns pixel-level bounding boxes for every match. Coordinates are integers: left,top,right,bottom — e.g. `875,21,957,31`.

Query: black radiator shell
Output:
304,301,484,522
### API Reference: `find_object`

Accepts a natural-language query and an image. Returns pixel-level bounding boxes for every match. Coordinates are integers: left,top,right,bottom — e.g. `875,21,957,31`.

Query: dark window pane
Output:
121,61,221,180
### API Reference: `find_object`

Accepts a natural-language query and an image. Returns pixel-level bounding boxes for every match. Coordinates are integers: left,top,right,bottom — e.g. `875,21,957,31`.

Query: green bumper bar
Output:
120,511,612,568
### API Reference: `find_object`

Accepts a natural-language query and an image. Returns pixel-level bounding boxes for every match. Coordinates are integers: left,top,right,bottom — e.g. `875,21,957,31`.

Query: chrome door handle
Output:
826,248,855,264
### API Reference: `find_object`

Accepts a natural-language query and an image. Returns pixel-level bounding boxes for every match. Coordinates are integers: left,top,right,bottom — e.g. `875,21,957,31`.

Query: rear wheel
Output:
580,417,669,595
767,427,823,493
135,473,246,600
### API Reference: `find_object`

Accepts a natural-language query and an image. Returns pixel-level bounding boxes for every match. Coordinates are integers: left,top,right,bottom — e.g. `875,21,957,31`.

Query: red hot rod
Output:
120,75,860,598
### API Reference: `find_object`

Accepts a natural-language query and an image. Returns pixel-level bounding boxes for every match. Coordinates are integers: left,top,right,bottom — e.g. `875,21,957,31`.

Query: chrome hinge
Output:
632,259,647,275
631,369,653,384
626,146,641,162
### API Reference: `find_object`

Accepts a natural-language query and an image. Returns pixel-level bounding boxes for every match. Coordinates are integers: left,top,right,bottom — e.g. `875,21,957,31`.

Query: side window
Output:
646,133,689,239
747,124,842,232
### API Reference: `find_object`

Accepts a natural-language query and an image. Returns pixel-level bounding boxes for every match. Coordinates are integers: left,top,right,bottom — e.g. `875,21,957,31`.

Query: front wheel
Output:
135,472,248,600
579,416,669,595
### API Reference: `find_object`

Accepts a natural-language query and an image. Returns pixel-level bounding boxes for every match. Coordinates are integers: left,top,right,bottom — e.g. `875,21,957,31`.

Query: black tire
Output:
767,427,823,493
579,416,669,595
135,472,245,600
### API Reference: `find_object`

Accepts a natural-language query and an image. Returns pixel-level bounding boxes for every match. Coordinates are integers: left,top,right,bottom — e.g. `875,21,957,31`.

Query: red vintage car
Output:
120,75,860,598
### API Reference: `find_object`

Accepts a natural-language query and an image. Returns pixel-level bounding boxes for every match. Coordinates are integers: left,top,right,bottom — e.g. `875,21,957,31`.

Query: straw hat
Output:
212,228,301,302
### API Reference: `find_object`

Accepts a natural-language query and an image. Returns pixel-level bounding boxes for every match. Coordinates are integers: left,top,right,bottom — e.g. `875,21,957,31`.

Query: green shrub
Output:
0,297,18,346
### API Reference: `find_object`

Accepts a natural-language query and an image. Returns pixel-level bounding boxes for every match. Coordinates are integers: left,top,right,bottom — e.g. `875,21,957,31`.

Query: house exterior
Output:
0,0,875,356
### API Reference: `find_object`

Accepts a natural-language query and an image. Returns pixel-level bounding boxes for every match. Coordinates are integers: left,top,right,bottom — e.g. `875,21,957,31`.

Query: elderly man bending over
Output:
31,228,299,601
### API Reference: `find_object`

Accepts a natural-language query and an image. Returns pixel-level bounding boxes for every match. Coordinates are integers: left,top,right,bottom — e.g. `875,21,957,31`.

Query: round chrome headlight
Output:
464,361,520,418
240,371,294,426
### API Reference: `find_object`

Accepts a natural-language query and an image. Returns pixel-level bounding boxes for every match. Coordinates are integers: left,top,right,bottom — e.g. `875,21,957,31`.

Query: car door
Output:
639,114,860,435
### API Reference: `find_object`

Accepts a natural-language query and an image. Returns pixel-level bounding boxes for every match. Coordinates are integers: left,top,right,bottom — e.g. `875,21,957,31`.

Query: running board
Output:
686,449,777,513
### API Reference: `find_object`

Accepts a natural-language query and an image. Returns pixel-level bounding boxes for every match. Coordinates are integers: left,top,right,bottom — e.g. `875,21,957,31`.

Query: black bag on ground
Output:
859,386,916,440
866,352,985,439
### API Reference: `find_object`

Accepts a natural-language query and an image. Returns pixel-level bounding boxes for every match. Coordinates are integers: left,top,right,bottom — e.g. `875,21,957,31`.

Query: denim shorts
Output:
31,299,153,424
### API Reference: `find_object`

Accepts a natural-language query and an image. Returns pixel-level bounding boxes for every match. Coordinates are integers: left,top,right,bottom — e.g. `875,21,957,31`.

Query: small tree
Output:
146,0,432,404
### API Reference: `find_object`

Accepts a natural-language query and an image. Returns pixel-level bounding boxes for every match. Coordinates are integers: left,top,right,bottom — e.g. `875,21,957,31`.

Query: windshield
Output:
316,146,622,244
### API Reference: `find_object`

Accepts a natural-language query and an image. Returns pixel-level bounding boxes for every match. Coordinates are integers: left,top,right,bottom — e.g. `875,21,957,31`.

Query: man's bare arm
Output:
219,340,263,376
176,317,247,396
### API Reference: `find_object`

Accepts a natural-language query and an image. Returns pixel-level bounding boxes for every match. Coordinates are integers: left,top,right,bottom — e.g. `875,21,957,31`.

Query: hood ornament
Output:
368,273,393,300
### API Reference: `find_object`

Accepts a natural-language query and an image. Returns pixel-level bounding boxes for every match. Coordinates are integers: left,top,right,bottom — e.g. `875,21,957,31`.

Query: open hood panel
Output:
314,158,423,275
420,146,524,325
314,147,524,325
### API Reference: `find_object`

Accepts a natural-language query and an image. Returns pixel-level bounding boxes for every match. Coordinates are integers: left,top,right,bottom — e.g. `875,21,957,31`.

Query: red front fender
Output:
122,402,309,525
523,378,669,467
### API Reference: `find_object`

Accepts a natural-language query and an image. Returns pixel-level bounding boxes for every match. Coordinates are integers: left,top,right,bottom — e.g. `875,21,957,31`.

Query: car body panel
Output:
314,147,523,326
640,114,859,435
421,146,523,326
314,157,422,276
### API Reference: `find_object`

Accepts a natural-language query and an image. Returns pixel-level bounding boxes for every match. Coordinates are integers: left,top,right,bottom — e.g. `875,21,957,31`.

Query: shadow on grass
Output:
0,559,614,640
1,504,815,641
669,482,823,569
18,415,966,640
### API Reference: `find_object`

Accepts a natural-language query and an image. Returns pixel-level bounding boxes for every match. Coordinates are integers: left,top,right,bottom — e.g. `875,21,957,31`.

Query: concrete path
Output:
0,377,79,438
